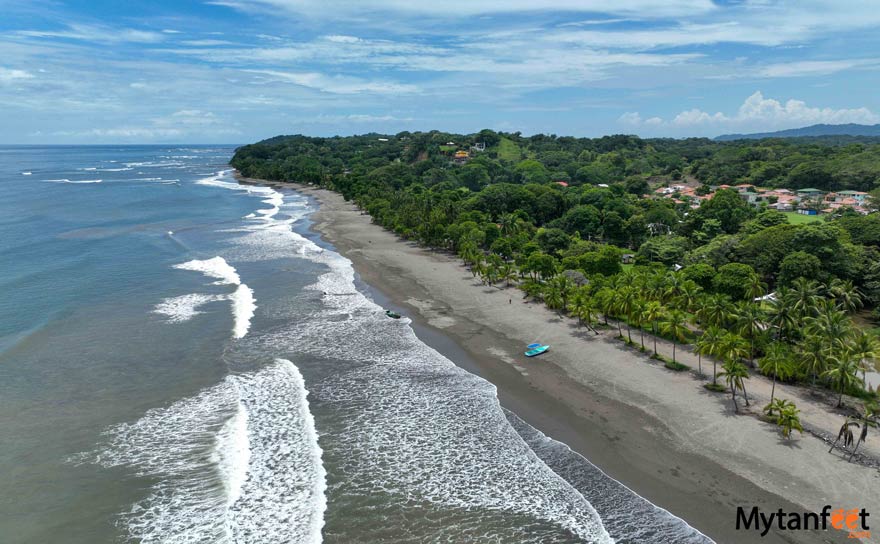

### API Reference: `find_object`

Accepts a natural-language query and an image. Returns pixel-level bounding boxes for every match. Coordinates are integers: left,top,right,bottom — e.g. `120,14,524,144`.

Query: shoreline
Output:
246,176,874,543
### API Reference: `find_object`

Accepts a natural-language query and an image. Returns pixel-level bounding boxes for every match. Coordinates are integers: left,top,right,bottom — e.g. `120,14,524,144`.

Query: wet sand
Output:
248,177,877,543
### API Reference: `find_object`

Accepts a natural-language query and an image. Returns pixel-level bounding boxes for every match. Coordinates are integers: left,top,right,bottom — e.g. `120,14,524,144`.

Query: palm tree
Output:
552,274,575,313
695,293,732,329
498,213,520,237
849,329,879,387
807,302,852,351
847,408,876,461
823,350,861,408
499,261,518,287
630,298,647,350
776,403,804,440
719,332,750,407
570,287,590,324
595,288,616,328
733,301,766,367
543,282,564,317
520,278,543,301
718,359,750,412
786,277,820,325
660,309,689,364
644,301,664,356
645,271,667,303
828,278,863,314
828,417,860,453
799,335,827,387
766,288,797,343
745,273,767,300
662,271,686,304
758,344,795,411
618,286,637,343
697,326,726,384
578,299,598,334
675,280,701,312
763,397,794,418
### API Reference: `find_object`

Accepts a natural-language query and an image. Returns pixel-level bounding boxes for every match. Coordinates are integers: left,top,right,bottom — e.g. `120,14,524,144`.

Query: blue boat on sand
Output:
525,345,549,357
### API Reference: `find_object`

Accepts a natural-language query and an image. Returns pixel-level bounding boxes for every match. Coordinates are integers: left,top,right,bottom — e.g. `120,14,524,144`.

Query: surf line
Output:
166,257,256,339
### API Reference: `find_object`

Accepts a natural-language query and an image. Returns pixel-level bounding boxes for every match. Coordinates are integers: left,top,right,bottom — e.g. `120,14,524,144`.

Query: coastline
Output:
247,176,875,543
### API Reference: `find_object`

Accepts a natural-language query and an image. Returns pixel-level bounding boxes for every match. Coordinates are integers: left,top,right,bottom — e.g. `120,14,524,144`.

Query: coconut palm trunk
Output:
769,374,777,407
730,382,739,412
848,426,868,462
652,323,658,356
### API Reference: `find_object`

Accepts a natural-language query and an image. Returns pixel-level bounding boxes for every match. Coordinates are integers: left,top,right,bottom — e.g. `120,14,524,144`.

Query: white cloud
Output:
733,91,879,125
163,110,223,126
180,39,237,46
344,114,414,122
618,112,643,125
756,59,880,78
244,69,420,94
17,24,165,44
672,108,729,126
56,128,184,138
0,67,34,83
324,35,361,43
624,91,880,132
212,0,716,18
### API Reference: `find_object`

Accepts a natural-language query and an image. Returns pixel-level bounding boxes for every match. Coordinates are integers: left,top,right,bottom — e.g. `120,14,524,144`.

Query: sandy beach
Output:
255,178,879,543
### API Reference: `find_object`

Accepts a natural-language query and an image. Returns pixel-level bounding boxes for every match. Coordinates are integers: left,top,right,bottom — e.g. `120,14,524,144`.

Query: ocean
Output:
0,145,712,543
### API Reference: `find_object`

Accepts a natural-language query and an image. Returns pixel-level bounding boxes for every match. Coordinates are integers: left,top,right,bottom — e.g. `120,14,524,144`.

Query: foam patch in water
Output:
153,293,225,323
174,257,241,285
80,360,326,544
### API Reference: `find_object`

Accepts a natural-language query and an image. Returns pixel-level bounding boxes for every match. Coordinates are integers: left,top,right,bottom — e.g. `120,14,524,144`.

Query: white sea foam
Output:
100,167,133,172
125,161,184,168
80,167,98,171
174,257,240,285
21,171,32,175
215,401,250,508
230,285,256,339
153,293,225,323
168,258,256,339
82,360,325,544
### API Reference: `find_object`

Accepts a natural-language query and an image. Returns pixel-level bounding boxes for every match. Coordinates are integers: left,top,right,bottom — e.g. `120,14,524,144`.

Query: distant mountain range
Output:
715,123,880,141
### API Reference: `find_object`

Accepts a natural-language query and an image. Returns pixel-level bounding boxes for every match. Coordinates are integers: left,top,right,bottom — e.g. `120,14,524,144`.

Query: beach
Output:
264,179,880,544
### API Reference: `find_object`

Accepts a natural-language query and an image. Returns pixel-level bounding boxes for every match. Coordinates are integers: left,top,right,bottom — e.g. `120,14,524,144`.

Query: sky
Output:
2,0,880,144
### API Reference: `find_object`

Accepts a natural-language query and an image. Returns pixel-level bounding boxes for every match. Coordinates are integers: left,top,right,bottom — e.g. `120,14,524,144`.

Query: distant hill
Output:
715,123,880,141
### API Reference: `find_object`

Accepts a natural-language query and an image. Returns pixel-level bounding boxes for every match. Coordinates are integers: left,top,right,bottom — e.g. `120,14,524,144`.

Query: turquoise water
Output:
0,146,711,543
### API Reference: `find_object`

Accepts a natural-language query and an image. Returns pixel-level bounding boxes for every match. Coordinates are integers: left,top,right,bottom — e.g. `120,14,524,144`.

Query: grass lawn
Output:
439,145,455,152
782,211,822,224
495,137,522,163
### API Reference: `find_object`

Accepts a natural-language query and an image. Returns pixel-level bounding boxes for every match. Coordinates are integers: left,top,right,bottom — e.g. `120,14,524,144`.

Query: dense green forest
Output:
231,130,880,295
233,130,880,415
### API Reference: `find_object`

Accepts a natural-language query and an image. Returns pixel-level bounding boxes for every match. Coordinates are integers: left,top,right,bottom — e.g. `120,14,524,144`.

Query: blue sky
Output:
2,0,880,143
